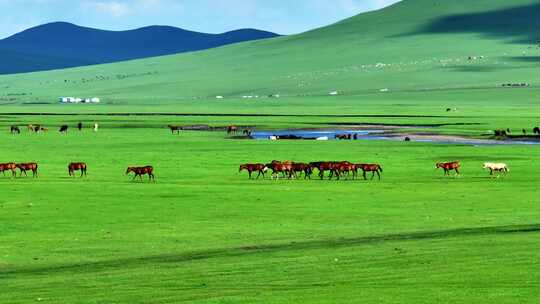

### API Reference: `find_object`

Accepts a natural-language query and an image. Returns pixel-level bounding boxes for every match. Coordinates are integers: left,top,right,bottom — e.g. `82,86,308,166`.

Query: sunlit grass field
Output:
1,109,539,303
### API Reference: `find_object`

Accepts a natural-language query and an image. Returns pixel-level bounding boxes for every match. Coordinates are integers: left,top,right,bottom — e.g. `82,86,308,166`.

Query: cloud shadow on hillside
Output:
400,3,540,44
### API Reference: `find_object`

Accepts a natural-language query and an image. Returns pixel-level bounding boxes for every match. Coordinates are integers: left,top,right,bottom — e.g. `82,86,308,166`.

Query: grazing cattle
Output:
436,161,461,176
266,161,294,179
483,162,509,177
16,163,38,178
291,162,313,179
10,126,20,134
0,163,17,177
59,125,69,133
168,125,181,134
227,125,238,135
77,122,83,131
239,163,267,179
68,162,87,177
126,166,155,181
94,123,99,132
355,164,383,180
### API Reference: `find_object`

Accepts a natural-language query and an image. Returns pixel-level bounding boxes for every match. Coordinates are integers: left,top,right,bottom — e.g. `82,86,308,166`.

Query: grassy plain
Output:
1,108,539,303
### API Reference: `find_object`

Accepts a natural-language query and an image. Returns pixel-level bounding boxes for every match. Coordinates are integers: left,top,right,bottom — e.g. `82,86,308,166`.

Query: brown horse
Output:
266,161,294,179
310,161,342,180
126,166,155,181
68,162,87,177
335,162,357,180
168,125,181,134
16,163,38,178
239,163,267,179
291,162,313,179
436,161,460,176
356,164,383,180
227,125,238,135
0,163,17,177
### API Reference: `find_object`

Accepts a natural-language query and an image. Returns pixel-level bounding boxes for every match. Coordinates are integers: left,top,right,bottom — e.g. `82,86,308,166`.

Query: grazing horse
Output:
534,127,540,135
310,161,341,180
483,162,509,177
239,163,267,179
10,125,20,134
436,161,461,176
0,163,17,177
59,125,69,133
335,134,350,140
68,162,87,177
291,162,313,179
34,125,47,133
227,125,238,135
266,161,294,179
126,166,155,181
356,164,383,180
16,163,38,178
335,162,357,180
168,125,181,134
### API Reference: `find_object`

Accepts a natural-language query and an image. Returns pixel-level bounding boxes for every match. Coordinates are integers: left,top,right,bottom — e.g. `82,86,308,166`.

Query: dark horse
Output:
59,125,69,133
168,125,181,134
291,162,313,179
126,166,155,181
10,126,20,134
0,163,17,177
310,161,341,180
227,125,238,135
68,162,87,177
356,163,383,180
436,161,461,176
239,163,267,179
16,163,38,178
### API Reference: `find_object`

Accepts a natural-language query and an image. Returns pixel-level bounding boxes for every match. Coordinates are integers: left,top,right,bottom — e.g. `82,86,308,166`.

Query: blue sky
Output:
0,0,401,38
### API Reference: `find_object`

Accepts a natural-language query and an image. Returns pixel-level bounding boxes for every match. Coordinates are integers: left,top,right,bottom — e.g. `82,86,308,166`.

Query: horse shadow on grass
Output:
2,223,539,277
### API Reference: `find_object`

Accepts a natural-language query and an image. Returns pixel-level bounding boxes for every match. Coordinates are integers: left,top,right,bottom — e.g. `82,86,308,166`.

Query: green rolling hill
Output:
1,0,539,108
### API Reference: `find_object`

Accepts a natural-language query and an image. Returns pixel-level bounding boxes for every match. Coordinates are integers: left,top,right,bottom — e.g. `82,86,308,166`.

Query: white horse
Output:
483,162,509,177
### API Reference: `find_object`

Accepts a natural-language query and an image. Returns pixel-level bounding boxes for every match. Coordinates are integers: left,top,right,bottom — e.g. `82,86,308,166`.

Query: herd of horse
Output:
240,161,383,180
240,161,510,180
0,162,155,181
10,122,98,134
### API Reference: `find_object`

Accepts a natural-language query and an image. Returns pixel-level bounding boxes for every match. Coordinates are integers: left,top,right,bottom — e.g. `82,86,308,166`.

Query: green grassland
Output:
1,114,540,303
2,0,540,302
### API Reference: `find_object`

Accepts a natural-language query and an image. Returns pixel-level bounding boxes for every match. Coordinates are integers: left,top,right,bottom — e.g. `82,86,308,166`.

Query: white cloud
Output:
87,1,131,17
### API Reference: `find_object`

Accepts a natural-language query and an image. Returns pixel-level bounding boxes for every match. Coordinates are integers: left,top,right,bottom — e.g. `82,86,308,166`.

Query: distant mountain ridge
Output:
0,22,279,74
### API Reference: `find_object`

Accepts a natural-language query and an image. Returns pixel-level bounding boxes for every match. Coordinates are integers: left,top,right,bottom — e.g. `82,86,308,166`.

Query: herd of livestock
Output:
239,160,510,180
0,162,155,181
2,123,511,183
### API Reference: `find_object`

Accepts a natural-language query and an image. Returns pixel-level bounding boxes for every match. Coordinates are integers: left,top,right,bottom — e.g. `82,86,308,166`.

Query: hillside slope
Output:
0,22,279,74
1,0,539,106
